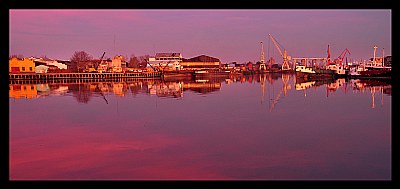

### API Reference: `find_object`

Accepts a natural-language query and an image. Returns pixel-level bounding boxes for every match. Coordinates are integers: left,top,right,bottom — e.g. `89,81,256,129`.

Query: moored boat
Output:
349,45,392,78
295,65,335,79
357,66,391,77
194,69,231,79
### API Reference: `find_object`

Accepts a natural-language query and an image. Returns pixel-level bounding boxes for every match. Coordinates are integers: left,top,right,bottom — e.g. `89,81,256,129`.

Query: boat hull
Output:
296,69,335,79
349,68,391,78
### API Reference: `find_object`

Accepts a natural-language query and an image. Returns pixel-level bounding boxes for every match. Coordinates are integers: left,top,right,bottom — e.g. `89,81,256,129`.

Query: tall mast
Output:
327,45,331,66
260,42,265,63
382,48,385,67
373,45,377,66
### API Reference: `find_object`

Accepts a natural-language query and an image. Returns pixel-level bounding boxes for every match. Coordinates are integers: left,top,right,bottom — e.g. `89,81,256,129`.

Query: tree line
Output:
70,51,150,71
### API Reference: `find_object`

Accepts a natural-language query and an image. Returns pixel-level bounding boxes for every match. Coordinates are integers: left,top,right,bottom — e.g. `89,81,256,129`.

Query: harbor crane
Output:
145,59,159,71
268,34,291,71
335,48,351,66
269,74,291,112
90,51,106,73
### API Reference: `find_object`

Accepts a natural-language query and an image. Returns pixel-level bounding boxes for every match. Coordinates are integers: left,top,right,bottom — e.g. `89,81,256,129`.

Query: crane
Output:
269,74,291,112
97,52,106,69
268,34,291,71
335,48,351,66
89,52,106,72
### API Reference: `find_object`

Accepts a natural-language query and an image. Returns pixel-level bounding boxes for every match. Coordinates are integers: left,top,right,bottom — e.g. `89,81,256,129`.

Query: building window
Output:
31,86,34,90
22,67,25,71
30,67,33,71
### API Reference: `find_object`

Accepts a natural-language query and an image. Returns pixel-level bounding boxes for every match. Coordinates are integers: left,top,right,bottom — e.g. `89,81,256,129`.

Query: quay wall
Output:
9,72,162,80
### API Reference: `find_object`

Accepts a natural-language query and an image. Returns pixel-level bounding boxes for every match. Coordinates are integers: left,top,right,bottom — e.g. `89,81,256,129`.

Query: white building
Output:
148,53,183,71
35,65,49,73
29,57,68,70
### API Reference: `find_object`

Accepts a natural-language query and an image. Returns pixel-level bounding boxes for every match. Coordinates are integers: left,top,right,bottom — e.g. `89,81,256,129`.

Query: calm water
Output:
9,74,391,180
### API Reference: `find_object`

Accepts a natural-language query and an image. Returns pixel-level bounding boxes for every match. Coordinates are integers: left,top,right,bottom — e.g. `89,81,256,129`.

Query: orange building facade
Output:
9,58,35,74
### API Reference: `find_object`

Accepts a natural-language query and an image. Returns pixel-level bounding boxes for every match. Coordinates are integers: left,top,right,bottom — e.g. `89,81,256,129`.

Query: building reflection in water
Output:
9,74,391,109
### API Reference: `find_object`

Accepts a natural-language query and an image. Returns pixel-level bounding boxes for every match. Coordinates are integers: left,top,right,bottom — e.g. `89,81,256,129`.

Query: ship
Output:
295,65,335,79
348,46,391,77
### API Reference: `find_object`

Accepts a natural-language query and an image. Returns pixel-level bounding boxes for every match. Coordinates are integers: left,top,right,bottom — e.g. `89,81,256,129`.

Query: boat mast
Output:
373,45,377,67
327,45,331,67
260,41,265,63
382,48,385,67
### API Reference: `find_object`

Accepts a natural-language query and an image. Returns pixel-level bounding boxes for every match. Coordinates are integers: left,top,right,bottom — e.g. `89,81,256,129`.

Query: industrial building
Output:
181,55,221,70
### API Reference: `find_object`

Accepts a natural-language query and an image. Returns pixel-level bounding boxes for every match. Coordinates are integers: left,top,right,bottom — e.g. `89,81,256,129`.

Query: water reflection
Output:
9,74,392,180
294,77,391,109
10,74,392,110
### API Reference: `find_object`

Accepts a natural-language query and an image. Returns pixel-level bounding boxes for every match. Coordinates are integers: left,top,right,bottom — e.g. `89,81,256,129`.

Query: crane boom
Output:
268,34,290,70
96,52,106,70
337,48,350,66
268,34,284,58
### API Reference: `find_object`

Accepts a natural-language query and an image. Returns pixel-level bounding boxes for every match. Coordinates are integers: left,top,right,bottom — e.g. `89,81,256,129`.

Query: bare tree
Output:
40,55,52,60
138,55,150,68
9,54,24,59
128,54,140,68
70,51,93,72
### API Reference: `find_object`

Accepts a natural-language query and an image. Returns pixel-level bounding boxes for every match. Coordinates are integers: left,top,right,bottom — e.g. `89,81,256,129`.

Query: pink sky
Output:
9,9,391,64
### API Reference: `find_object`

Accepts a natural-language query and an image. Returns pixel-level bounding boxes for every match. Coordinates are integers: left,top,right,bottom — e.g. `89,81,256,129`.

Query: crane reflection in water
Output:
9,74,391,110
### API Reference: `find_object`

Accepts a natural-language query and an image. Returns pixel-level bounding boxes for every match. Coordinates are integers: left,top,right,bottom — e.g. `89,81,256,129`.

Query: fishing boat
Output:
326,63,347,77
354,65,391,77
295,65,335,79
349,46,391,77
325,45,349,77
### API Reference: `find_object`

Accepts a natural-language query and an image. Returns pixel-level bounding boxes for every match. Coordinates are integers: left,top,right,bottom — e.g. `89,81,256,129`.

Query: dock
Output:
9,72,162,81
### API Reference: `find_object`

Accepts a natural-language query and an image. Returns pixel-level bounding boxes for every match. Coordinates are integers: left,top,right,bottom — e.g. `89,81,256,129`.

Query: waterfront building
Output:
35,65,49,73
148,53,183,71
384,56,392,67
180,55,221,70
221,63,236,70
9,57,35,74
35,59,68,70
29,57,70,72
96,55,126,73
245,62,255,71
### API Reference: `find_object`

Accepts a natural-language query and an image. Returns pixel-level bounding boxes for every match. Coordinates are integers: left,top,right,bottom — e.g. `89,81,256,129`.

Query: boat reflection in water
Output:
295,76,391,109
10,74,391,110
9,73,391,180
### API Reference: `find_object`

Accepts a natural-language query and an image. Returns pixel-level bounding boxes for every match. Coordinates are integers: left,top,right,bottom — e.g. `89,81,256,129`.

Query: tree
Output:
39,55,51,61
9,54,24,59
128,54,140,68
138,55,150,68
70,51,93,72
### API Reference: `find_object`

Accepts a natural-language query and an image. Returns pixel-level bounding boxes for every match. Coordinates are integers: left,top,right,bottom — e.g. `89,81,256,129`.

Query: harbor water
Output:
9,73,391,180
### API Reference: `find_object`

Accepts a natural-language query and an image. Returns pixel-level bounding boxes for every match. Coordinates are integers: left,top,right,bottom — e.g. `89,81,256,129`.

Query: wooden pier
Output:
9,72,162,81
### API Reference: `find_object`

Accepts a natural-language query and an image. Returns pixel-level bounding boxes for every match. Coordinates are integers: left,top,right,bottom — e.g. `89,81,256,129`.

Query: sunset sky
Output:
9,9,391,64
